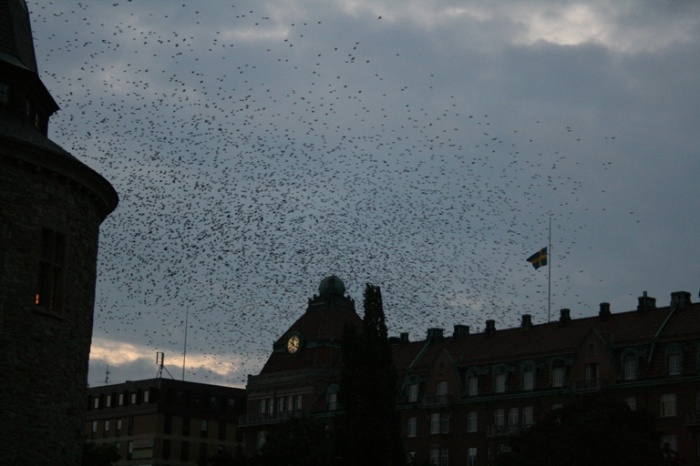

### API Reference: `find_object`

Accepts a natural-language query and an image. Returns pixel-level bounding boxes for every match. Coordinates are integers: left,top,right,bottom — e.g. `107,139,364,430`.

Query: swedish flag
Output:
527,247,548,270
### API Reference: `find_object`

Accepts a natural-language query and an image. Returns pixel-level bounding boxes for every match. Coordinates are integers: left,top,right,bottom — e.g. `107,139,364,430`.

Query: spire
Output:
0,0,38,72
0,0,58,136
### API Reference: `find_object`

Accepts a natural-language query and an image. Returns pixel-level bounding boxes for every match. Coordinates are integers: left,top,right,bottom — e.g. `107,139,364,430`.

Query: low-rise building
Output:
85,378,246,465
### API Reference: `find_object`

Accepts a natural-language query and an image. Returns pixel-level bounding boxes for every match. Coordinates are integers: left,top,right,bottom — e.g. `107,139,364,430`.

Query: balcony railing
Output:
571,378,608,393
423,394,454,408
238,410,304,427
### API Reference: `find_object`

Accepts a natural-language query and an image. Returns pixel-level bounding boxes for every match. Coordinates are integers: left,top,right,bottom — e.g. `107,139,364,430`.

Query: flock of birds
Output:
29,2,622,386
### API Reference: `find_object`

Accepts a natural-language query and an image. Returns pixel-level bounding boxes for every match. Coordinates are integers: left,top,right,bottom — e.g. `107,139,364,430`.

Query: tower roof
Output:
0,0,37,72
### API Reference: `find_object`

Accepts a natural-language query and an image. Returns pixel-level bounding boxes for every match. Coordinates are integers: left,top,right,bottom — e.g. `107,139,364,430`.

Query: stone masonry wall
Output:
0,148,105,466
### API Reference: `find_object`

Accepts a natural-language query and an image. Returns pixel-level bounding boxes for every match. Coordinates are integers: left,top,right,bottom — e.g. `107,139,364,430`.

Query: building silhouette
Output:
237,278,700,464
85,378,246,465
0,1,118,464
239,275,362,455
393,291,700,465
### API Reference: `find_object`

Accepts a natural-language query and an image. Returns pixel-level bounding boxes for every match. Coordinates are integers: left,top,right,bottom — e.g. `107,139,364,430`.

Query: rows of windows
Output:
406,447,477,466
90,389,151,409
407,392,690,445
89,388,237,411
406,345,688,404
104,438,225,462
90,416,228,441
258,395,302,415
407,406,536,438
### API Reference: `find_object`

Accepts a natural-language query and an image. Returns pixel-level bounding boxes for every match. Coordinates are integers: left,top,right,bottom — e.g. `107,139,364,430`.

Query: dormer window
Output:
467,375,478,396
666,345,682,376
552,366,565,387
408,383,419,403
623,355,638,380
522,367,535,390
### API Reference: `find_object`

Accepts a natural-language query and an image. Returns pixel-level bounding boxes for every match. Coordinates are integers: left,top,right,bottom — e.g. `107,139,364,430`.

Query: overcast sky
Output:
29,1,700,387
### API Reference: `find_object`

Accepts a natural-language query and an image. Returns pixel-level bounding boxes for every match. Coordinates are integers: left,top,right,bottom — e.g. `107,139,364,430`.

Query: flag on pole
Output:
527,247,548,270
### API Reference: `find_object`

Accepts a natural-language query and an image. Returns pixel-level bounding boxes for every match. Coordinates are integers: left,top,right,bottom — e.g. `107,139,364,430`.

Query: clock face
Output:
287,335,300,354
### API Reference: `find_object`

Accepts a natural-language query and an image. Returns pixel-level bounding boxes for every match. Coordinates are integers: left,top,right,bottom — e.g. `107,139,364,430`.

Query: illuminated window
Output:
522,406,534,425
36,228,65,311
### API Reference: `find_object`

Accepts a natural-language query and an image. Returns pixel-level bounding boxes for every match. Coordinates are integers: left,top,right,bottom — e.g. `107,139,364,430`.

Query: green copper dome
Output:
318,275,345,297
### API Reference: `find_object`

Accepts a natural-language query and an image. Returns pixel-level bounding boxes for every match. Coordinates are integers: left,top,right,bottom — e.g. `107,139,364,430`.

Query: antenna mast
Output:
182,306,189,381
156,351,175,379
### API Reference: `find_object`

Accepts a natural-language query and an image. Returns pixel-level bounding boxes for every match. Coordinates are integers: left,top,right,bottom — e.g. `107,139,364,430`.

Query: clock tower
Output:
240,275,362,456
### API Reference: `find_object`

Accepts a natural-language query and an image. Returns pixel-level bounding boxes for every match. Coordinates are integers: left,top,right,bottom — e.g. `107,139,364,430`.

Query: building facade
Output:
241,279,700,465
393,291,700,465
239,275,362,456
0,1,118,465
85,378,246,466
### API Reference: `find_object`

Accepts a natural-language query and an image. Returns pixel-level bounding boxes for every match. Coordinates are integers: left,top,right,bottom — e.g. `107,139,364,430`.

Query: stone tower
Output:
0,1,118,464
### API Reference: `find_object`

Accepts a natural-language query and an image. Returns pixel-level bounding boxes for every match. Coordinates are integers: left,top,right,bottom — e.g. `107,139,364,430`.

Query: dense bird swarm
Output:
28,1,676,386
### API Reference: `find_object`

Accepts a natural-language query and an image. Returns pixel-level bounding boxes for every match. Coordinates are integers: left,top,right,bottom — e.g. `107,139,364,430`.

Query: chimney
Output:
599,302,611,321
559,308,571,325
485,319,496,336
427,328,444,342
400,332,410,344
637,291,656,312
521,314,532,330
670,291,691,309
453,325,470,339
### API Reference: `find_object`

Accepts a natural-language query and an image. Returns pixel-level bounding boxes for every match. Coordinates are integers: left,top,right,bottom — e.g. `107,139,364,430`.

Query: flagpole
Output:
547,214,552,323
182,305,188,381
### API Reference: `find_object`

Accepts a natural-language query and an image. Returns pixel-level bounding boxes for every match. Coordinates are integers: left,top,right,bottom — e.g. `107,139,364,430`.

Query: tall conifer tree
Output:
337,283,405,466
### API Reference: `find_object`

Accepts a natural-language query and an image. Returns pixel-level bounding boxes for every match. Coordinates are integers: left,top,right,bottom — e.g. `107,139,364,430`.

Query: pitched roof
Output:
259,292,361,374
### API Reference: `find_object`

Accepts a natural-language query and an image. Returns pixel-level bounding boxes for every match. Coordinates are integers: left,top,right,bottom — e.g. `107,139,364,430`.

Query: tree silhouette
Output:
337,283,405,466
497,397,678,466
